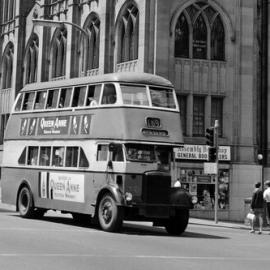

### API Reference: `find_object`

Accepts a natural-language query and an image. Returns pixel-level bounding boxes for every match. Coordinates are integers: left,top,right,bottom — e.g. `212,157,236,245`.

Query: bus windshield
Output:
124,143,171,171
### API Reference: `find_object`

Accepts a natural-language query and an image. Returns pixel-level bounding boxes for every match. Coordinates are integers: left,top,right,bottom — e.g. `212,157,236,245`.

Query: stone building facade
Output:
0,0,269,222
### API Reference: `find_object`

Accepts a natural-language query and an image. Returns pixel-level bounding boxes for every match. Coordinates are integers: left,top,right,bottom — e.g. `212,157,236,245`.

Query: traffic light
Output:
205,127,214,147
208,147,217,162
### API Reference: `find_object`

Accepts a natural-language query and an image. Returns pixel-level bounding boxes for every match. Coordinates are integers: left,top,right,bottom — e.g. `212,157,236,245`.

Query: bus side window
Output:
59,88,72,108
34,91,47,110
18,147,27,165
46,89,59,109
97,145,108,161
79,148,89,167
111,144,124,162
27,146,39,165
101,84,117,105
15,94,23,111
52,147,64,167
86,84,101,106
66,147,78,167
72,86,87,107
22,92,35,111
39,147,51,166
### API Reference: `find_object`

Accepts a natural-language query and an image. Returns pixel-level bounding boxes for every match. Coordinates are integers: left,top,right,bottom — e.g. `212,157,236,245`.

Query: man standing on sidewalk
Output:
263,181,270,226
250,182,264,234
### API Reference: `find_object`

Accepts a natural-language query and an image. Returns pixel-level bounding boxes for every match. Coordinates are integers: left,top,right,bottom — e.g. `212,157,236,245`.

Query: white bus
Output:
1,72,194,234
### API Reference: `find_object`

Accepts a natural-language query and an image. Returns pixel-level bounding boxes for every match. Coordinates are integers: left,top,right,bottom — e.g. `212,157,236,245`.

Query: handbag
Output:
246,212,255,221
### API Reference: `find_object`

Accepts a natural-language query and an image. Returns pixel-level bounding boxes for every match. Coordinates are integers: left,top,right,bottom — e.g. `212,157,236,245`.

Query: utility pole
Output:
205,120,219,223
214,120,219,224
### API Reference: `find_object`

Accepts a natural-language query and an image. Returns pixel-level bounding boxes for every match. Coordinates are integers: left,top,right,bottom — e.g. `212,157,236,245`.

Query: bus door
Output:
92,143,125,194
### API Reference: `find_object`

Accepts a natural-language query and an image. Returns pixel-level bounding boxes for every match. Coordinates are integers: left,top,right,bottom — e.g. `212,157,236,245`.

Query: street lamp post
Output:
32,19,88,37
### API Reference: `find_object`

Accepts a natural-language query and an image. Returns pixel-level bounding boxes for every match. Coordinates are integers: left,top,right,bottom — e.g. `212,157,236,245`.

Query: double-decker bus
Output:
1,72,194,234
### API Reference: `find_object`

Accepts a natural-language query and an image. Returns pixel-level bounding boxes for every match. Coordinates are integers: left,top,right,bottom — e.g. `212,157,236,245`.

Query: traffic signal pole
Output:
214,120,219,224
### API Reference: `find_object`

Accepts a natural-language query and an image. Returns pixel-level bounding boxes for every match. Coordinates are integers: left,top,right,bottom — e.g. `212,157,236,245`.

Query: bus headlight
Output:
125,192,133,202
191,196,198,204
173,180,181,187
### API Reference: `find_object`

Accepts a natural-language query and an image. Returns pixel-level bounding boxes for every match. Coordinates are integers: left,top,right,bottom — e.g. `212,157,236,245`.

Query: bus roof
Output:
20,72,174,92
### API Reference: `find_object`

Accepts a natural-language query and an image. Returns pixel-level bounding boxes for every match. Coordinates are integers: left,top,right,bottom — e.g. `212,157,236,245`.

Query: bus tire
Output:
165,210,189,235
98,193,123,232
18,186,35,218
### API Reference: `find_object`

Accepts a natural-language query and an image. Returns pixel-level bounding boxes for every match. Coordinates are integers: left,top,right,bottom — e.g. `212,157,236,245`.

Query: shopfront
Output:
174,144,231,220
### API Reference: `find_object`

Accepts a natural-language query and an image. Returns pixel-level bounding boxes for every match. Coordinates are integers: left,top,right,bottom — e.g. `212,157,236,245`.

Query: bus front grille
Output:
142,172,171,204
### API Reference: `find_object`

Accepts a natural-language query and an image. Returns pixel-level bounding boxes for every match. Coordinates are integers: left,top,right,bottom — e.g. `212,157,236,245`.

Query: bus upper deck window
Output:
59,88,72,108
34,91,47,110
27,146,39,165
46,89,59,109
39,147,51,166
101,84,116,105
14,94,23,111
72,86,87,107
22,92,35,111
86,85,101,106
121,85,149,106
149,87,176,109
52,147,64,167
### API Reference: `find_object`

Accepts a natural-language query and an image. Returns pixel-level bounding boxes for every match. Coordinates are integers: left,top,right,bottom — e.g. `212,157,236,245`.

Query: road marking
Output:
0,254,270,261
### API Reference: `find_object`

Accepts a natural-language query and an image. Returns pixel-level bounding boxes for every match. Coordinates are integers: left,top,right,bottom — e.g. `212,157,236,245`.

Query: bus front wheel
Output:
98,193,123,232
165,210,189,235
18,186,35,218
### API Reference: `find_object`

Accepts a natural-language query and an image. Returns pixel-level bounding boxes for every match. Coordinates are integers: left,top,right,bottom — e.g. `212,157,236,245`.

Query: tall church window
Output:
211,15,225,60
118,3,139,63
1,42,14,89
174,2,225,61
24,34,39,84
50,27,67,79
175,13,189,58
81,14,100,73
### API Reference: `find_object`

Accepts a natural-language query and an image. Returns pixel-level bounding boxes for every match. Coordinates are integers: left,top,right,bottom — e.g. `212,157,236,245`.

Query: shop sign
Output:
174,145,231,161
204,162,218,175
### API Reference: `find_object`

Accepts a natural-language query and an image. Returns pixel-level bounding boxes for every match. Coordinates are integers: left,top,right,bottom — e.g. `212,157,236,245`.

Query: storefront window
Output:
179,168,229,210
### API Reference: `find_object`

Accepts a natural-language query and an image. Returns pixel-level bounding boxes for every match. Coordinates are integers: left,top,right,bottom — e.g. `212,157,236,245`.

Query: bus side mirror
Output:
107,160,113,170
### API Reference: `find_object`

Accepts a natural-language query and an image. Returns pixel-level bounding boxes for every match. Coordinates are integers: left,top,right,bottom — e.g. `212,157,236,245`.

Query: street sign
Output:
204,162,217,174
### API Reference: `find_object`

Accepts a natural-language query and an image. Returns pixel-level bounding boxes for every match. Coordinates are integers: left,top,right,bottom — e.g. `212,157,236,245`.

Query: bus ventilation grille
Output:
142,173,170,204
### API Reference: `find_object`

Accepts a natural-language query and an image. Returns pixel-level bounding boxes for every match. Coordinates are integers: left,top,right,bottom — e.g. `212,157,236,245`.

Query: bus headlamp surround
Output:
191,196,198,204
125,192,133,202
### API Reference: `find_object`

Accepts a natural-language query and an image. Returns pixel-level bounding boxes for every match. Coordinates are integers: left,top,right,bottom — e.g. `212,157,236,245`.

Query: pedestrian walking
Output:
263,180,270,226
250,182,264,234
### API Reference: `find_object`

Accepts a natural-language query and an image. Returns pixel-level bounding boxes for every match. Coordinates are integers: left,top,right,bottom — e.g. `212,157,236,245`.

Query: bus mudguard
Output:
170,187,194,209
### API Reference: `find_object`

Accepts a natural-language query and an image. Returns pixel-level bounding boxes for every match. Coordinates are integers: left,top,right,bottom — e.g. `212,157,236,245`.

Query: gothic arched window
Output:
118,3,139,63
1,42,14,89
211,15,225,60
175,13,189,58
81,14,100,74
174,2,225,61
50,27,67,79
24,34,39,84
193,15,207,59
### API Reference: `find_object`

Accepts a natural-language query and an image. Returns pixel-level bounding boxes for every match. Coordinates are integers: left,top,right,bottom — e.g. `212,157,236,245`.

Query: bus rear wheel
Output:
165,210,189,235
18,186,35,218
98,193,123,232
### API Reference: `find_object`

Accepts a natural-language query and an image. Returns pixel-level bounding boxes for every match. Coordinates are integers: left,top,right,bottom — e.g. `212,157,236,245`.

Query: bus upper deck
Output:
5,72,183,145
